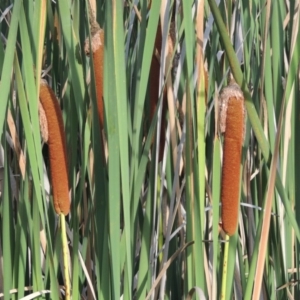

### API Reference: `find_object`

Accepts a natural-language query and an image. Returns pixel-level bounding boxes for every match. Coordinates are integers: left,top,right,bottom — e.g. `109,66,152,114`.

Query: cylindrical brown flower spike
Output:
149,22,167,162
39,82,70,215
85,29,105,130
219,82,245,236
149,21,176,162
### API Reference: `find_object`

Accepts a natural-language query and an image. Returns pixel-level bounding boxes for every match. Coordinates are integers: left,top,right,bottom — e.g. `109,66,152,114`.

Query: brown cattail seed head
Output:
219,82,245,236
39,82,70,215
149,21,176,161
84,29,105,130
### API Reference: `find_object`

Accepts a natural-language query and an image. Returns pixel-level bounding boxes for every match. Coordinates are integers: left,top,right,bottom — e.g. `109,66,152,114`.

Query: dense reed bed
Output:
0,0,300,299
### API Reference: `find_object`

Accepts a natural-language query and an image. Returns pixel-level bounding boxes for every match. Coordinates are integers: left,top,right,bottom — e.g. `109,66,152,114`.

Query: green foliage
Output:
0,0,299,299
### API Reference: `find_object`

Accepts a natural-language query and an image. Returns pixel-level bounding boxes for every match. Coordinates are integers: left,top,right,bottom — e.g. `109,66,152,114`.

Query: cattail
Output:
39,82,70,215
149,21,175,161
219,82,245,236
149,22,165,161
85,29,105,130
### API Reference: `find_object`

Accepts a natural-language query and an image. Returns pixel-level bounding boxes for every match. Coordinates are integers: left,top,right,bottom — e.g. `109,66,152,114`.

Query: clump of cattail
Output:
39,82,70,215
219,82,245,236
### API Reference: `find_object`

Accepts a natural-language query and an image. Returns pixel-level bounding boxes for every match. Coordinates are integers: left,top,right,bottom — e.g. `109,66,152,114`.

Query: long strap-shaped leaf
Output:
105,1,132,299
0,1,22,139
112,0,132,298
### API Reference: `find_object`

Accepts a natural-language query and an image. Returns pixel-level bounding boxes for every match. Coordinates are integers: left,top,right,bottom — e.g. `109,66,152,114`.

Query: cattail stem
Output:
60,213,71,300
39,83,70,215
220,235,230,298
219,83,245,236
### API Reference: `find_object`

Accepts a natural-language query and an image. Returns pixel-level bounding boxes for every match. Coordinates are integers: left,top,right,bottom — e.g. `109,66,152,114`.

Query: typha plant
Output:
39,82,70,215
218,81,245,299
84,5,105,131
219,82,245,236
149,21,167,162
39,81,71,299
149,19,175,162
84,3,107,163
